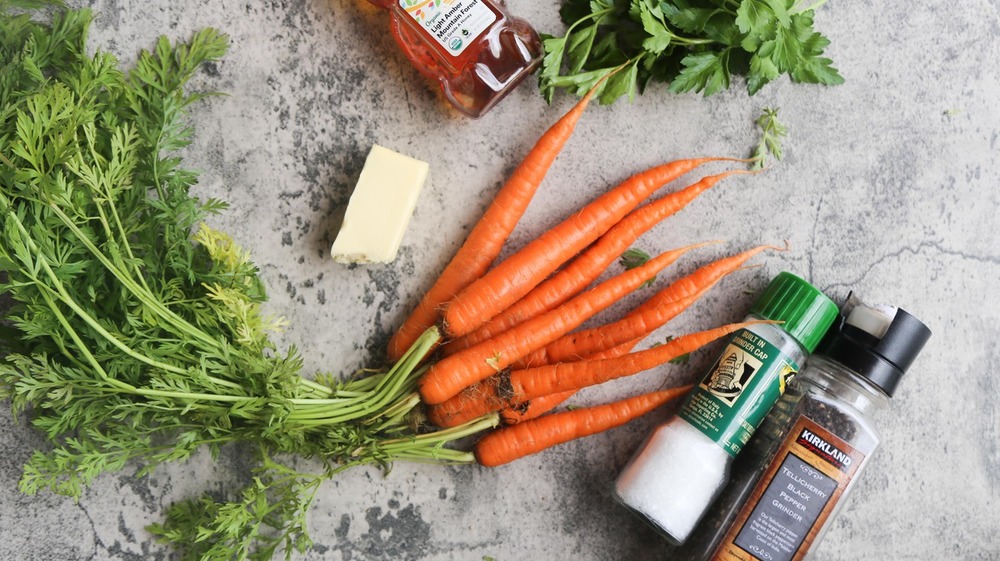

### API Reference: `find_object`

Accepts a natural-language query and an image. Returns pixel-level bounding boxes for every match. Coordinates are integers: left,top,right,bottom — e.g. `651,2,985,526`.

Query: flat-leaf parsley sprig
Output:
540,0,844,104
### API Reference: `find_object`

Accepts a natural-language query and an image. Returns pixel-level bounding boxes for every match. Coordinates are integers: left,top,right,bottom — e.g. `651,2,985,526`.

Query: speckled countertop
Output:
1,1,998,560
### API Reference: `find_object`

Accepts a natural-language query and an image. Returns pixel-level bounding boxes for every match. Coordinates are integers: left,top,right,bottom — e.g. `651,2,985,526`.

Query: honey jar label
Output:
400,0,497,56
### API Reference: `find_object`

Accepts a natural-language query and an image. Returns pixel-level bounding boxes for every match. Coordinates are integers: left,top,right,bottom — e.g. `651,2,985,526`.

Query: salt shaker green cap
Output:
748,272,839,353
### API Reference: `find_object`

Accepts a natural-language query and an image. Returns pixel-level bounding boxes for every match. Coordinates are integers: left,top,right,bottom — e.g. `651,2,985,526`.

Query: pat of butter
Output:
331,144,428,264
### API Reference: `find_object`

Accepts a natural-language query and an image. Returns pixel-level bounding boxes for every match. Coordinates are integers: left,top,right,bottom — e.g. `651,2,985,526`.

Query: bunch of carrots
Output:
389,86,778,467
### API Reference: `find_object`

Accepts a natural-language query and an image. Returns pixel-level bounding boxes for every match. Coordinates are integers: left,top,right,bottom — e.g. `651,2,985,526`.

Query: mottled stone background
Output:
1,1,998,560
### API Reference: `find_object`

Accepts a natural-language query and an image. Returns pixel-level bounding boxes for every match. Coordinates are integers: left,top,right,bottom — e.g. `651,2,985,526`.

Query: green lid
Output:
749,272,839,353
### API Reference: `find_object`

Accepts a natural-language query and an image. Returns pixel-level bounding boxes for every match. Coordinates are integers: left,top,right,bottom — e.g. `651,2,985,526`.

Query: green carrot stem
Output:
342,413,498,464
286,329,440,425
378,413,499,450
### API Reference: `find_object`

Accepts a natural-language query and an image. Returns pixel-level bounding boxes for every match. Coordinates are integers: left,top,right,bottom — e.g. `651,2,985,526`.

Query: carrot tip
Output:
757,242,789,253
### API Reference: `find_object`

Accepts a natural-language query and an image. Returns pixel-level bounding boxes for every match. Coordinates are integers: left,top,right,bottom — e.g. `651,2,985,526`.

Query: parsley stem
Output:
565,7,614,34
671,36,717,47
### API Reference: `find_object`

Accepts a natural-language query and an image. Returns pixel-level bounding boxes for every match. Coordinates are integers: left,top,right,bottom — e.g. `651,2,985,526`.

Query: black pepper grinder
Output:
702,297,931,561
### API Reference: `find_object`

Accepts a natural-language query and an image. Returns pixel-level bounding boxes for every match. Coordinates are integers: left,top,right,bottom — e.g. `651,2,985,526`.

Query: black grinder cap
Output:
814,303,932,398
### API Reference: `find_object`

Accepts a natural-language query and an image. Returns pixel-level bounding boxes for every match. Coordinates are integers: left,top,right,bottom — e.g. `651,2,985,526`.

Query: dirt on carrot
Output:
495,335,646,425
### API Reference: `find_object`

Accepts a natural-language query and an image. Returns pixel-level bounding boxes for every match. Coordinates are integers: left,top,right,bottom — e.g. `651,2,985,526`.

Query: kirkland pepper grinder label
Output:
399,0,497,56
712,417,866,561
731,454,837,561
679,329,799,456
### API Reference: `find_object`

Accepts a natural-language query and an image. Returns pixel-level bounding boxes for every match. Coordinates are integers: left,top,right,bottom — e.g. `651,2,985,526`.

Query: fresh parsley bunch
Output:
539,0,844,104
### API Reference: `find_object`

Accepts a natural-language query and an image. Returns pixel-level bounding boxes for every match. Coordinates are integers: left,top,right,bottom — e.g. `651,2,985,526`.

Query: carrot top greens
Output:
540,0,843,104
0,5,494,559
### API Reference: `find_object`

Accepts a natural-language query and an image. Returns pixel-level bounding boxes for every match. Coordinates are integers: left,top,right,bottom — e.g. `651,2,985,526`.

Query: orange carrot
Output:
440,157,734,339
418,246,685,405
513,293,701,369
516,244,780,368
386,86,599,361
475,385,693,467
431,336,645,428
426,375,506,428
446,170,751,353
431,321,763,425
511,320,768,400
497,335,645,425
443,240,714,357
441,240,705,357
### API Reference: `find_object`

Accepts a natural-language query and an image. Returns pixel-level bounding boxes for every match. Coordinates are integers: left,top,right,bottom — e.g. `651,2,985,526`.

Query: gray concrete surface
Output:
1,1,998,560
